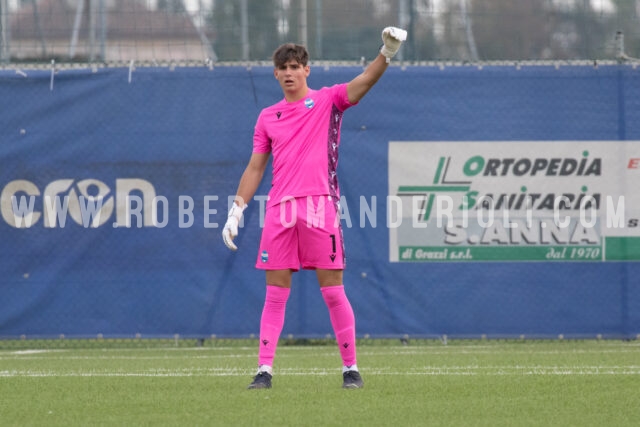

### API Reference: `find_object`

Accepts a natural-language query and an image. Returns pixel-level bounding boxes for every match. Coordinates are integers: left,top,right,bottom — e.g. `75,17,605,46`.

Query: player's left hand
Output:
380,27,407,62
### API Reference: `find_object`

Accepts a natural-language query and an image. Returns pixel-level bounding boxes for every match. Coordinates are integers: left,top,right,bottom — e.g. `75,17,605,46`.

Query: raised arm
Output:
347,27,407,104
347,54,390,104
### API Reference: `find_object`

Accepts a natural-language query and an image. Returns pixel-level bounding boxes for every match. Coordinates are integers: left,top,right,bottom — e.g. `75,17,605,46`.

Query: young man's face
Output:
274,59,310,98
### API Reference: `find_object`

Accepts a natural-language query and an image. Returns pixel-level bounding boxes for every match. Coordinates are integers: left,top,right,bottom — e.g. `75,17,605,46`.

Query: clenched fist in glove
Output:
380,27,408,63
222,202,246,251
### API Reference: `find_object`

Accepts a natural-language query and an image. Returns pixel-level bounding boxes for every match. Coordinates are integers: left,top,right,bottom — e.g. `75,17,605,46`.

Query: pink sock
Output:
258,285,291,367
321,285,357,367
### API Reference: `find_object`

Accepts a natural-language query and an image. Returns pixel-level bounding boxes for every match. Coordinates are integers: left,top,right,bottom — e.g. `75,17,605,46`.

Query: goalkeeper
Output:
223,27,407,390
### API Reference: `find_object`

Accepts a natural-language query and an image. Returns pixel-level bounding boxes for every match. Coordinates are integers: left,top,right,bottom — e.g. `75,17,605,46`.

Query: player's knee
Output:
316,269,343,287
266,270,293,288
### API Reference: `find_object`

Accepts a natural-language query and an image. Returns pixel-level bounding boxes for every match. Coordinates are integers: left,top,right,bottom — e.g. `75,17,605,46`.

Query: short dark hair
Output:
272,43,309,67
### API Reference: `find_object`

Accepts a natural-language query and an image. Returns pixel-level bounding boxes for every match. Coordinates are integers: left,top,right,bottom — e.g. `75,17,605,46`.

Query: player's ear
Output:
304,65,310,76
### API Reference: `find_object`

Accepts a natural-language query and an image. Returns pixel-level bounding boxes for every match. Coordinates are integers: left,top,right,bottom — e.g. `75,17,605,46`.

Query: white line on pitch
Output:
2,366,640,377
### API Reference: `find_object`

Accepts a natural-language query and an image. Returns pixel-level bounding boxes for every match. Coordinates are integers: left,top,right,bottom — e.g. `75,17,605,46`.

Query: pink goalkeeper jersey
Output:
253,83,357,207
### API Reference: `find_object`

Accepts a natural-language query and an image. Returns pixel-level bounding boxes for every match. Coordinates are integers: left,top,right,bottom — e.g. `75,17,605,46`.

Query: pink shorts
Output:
256,195,345,271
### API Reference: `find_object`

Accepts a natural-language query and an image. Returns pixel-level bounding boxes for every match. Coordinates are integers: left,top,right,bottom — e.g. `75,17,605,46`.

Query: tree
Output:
212,0,278,61
477,0,553,60
438,0,622,61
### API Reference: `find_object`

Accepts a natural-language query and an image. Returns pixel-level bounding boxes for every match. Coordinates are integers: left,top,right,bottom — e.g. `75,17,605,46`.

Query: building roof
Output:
10,0,202,41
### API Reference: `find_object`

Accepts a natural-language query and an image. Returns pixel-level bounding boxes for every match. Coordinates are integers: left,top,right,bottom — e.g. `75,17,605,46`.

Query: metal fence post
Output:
0,0,8,63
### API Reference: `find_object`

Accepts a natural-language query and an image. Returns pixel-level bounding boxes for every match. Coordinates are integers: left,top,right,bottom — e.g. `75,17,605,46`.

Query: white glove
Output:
380,27,407,63
222,202,246,251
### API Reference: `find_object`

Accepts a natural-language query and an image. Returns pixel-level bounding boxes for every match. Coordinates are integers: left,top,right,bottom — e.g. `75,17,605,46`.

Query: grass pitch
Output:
1,339,639,426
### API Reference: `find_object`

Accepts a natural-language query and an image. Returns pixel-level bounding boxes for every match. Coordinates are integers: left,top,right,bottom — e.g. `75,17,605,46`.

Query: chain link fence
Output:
1,0,640,66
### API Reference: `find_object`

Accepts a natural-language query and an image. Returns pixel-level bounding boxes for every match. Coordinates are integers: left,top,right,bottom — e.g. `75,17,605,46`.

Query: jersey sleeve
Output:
331,83,358,112
252,111,272,153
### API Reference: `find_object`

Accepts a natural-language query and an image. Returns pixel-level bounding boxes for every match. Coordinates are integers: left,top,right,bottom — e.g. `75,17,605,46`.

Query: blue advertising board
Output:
1,65,639,338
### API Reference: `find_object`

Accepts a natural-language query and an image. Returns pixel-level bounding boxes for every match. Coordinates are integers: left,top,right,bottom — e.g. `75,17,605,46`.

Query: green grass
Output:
1,340,639,426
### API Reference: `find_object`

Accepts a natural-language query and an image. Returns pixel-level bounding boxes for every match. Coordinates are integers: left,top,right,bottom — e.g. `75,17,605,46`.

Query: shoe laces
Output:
344,370,360,379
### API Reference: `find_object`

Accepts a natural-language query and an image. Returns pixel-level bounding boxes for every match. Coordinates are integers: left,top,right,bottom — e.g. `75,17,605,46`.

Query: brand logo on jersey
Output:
276,112,282,119
261,250,269,263
304,98,314,109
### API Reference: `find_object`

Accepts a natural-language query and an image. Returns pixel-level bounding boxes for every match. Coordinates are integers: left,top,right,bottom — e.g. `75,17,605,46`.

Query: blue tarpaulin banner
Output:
1,65,639,338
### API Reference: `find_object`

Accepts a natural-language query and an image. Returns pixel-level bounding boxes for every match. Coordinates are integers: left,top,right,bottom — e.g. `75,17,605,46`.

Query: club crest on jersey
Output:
304,98,314,109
